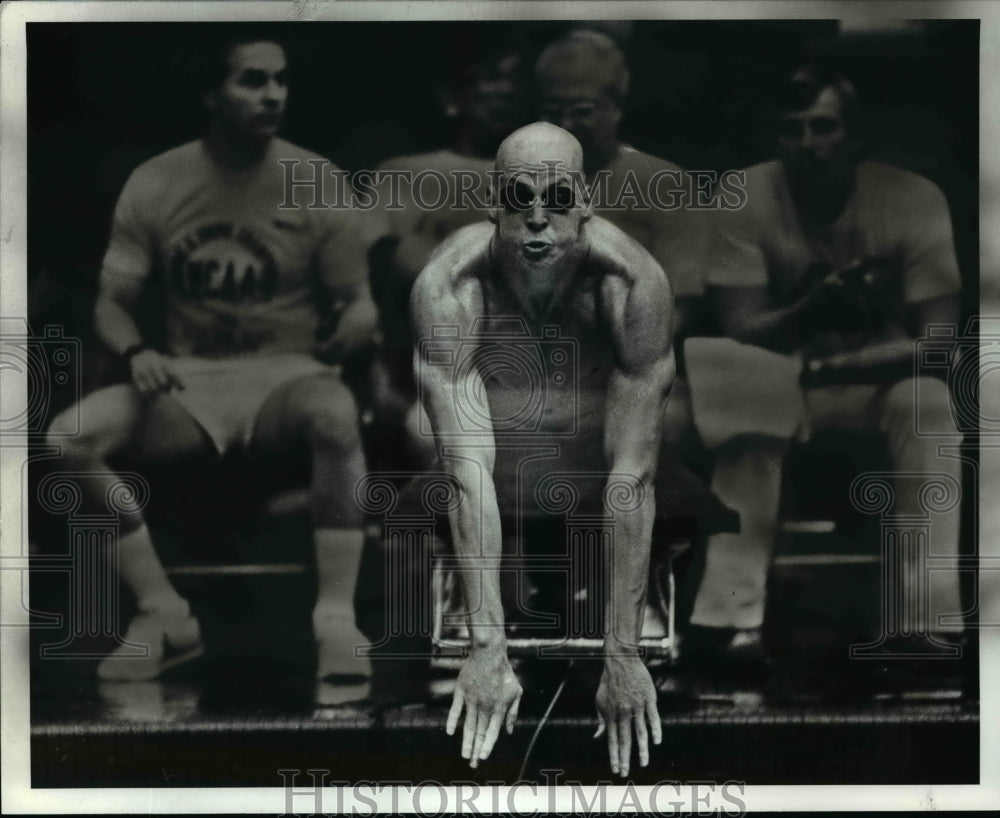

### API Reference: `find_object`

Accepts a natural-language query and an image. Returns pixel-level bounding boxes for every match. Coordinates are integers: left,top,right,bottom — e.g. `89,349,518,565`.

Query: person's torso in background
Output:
733,160,959,354
591,146,706,303
141,139,348,359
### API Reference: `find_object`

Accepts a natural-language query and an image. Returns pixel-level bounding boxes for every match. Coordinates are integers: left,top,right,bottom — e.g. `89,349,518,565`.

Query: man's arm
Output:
315,204,379,361
96,170,183,395
596,256,676,778
711,279,848,354
410,244,521,768
804,178,963,385
803,293,959,386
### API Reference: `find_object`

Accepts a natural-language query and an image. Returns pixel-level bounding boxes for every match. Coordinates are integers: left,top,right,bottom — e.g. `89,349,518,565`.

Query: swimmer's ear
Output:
486,181,501,225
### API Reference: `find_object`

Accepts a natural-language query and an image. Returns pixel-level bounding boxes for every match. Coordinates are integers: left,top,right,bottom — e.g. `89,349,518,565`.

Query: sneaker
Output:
313,604,373,682
97,607,203,682
677,625,771,684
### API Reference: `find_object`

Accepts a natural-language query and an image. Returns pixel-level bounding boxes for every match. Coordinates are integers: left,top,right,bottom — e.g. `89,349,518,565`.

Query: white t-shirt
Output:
102,138,368,358
707,159,961,306
594,145,707,300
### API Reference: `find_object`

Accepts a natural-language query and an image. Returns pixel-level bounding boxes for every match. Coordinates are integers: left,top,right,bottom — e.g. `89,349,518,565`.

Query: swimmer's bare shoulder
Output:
411,221,493,339
587,216,676,366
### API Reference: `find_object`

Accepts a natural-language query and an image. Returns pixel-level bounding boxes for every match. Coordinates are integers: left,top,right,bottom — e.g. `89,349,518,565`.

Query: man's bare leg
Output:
252,373,371,679
46,385,214,680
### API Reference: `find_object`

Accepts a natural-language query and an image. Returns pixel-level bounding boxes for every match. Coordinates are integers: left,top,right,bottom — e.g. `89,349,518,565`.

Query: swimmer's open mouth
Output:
523,241,553,258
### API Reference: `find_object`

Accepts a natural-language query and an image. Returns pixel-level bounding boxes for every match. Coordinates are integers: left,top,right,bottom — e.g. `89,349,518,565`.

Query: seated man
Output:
45,29,378,682
684,64,965,663
366,39,526,467
404,122,681,778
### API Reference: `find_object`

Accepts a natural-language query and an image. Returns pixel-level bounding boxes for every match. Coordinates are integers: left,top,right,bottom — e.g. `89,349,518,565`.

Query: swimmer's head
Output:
489,122,593,275
534,30,629,174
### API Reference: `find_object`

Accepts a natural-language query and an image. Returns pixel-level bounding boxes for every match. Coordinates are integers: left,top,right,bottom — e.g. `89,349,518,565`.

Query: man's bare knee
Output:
298,382,362,451
46,405,83,448
882,377,955,433
47,409,114,462
46,386,141,462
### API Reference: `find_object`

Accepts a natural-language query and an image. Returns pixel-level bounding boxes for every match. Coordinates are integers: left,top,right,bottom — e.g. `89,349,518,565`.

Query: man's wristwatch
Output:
800,357,827,387
121,343,149,361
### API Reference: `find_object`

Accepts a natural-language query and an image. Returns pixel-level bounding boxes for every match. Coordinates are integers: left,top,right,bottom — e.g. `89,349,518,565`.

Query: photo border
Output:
2,0,997,813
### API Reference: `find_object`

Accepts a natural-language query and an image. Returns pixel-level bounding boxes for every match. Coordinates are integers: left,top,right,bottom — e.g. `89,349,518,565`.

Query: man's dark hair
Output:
195,24,290,95
447,27,526,94
776,63,863,138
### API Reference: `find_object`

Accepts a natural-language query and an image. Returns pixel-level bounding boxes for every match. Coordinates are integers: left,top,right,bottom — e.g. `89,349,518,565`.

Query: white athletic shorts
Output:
167,353,338,454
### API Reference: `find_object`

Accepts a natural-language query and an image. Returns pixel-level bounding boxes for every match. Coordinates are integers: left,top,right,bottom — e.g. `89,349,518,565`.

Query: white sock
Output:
313,527,365,614
313,527,370,678
115,524,186,615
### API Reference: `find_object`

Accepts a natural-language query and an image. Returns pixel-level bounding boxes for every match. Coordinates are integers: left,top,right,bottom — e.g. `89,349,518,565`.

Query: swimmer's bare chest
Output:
472,272,617,439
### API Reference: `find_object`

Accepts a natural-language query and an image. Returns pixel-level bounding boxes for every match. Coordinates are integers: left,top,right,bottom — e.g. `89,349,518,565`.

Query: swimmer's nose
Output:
526,200,547,230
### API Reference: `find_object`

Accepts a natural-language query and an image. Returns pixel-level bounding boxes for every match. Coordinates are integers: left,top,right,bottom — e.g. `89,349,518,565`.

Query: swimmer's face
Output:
206,41,288,142
490,161,592,271
778,85,853,192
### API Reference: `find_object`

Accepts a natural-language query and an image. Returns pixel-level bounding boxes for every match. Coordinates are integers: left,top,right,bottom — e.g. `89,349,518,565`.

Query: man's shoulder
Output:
271,138,339,169
720,160,784,223
378,149,489,173
128,140,203,186
856,160,946,205
739,159,784,191
606,145,683,180
587,216,668,287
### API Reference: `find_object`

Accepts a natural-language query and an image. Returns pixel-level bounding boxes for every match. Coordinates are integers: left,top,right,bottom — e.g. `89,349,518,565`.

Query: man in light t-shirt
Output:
45,29,378,682
685,64,965,666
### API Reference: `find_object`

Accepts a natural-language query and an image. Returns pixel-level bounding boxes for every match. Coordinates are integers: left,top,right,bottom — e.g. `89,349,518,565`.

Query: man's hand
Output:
804,267,850,313
129,349,184,397
595,655,662,778
315,298,379,363
446,646,523,768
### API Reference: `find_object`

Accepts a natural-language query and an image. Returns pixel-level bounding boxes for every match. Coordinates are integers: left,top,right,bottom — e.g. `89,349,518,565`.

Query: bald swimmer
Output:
412,123,674,777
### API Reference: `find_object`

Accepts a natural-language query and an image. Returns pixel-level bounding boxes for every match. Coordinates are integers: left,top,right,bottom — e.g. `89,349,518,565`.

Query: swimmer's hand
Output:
446,646,522,769
594,655,662,778
129,349,184,396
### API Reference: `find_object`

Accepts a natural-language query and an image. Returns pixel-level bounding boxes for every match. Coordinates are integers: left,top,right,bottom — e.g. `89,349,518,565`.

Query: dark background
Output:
27,19,979,398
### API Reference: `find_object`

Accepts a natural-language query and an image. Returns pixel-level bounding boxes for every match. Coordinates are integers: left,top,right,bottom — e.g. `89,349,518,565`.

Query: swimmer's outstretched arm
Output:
411,253,523,770
596,260,676,778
